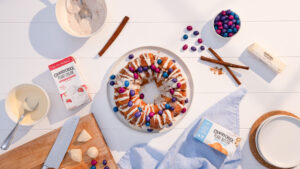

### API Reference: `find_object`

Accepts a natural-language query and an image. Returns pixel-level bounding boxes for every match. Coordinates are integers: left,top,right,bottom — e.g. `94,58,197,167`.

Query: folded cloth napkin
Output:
118,88,247,169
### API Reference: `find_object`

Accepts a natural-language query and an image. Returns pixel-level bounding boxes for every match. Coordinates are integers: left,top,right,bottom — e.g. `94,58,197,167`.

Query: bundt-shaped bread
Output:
111,53,188,132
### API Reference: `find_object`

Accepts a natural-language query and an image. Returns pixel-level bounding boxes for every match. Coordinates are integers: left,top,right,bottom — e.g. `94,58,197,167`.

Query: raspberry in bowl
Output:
213,9,241,38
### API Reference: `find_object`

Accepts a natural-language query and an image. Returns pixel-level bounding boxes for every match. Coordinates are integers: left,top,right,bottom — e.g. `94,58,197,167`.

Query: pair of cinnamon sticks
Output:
201,48,249,85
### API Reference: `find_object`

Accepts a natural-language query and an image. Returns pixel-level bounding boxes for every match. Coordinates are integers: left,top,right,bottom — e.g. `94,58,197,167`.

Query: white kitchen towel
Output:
118,88,247,169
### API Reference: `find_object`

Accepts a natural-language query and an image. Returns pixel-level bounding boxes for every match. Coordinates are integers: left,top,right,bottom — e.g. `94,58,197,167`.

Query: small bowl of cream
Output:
5,84,50,126
56,0,107,38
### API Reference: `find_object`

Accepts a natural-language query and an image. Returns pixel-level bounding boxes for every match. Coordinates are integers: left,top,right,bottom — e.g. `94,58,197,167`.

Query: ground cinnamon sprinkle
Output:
210,67,223,75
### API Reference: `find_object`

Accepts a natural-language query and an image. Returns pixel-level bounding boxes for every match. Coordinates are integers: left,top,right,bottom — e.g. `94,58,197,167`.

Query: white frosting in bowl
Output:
5,84,50,126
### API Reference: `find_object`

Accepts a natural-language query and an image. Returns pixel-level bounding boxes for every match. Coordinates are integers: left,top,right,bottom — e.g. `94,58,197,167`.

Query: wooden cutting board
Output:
0,113,118,169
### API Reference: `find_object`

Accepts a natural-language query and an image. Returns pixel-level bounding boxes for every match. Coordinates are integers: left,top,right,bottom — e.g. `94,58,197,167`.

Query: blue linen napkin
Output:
118,88,247,169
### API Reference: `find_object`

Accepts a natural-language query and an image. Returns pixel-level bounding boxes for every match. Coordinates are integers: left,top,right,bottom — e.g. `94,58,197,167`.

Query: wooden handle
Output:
200,56,249,70
98,16,130,56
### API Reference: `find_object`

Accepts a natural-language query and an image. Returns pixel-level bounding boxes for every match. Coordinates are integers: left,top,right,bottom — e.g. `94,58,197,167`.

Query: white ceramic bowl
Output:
212,9,241,39
5,84,50,126
55,0,107,38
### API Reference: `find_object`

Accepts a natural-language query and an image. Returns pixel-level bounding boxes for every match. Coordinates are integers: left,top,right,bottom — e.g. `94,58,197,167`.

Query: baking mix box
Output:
194,118,241,156
48,56,91,110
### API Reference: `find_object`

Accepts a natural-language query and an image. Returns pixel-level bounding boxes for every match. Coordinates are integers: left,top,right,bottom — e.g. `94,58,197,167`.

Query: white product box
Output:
48,56,91,110
194,118,241,156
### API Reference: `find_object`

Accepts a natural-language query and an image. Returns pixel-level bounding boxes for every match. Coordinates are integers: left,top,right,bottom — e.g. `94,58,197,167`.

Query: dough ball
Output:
77,129,92,142
87,146,98,158
69,149,82,162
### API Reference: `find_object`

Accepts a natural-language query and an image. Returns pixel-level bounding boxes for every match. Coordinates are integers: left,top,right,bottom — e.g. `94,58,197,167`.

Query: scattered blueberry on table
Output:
183,34,188,40
191,46,197,52
200,45,205,51
181,25,205,52
193,30,199,36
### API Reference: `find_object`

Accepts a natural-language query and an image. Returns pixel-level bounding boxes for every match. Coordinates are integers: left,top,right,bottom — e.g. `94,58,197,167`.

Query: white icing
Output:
154,114,163,128
176,101,184,108
162,113,167,123
119,104,130,112
124,68,134,77
163,58,171,69
115,96,129,102
126,107,138,120
165,110,173,122
143,53,151,66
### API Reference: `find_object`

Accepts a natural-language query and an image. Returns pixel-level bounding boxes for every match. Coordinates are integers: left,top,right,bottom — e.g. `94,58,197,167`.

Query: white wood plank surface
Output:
1,22,300,59
1,0,300,168
1,0,300,22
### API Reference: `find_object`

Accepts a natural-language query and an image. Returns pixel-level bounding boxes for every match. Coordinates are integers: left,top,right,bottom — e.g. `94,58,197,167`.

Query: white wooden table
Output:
1,0,300,168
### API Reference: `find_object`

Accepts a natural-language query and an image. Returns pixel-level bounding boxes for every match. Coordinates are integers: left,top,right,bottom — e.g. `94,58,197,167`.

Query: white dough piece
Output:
77,129,92,142
69,149,82,162
87,146,99,158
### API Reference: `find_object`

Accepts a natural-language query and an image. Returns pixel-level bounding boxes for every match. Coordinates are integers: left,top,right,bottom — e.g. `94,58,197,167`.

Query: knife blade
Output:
41,116,80,169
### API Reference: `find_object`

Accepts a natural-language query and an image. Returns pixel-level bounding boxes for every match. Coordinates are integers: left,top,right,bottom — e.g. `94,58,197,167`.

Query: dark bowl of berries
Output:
213,9,241,38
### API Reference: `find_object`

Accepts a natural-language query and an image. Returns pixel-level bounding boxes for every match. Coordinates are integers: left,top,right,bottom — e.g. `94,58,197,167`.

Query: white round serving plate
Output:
255,115,300,168
107,46,194,133
255,115,283,165
56,0,107,38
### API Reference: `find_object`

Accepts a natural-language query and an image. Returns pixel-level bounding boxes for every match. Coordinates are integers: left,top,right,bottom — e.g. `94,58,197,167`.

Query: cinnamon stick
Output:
98,16,130,56
208,48,241,85
200,56,249,70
